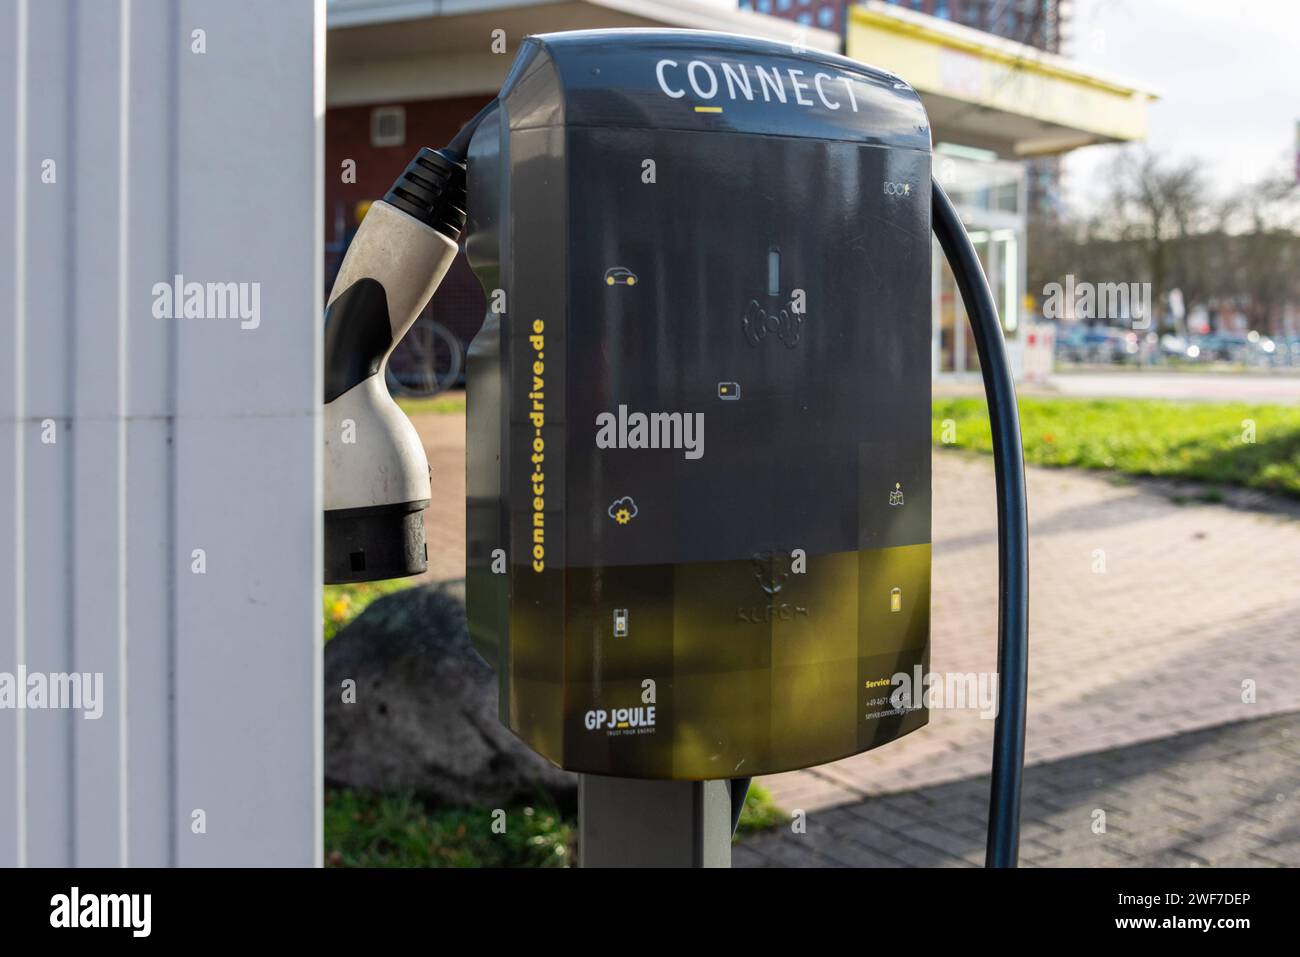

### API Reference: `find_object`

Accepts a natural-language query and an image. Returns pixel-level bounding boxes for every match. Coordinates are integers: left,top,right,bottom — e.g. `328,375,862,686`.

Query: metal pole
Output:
578,776,733,868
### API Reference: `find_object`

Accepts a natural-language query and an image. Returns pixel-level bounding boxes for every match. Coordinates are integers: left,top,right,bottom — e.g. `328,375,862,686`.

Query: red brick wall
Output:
325,95,494,349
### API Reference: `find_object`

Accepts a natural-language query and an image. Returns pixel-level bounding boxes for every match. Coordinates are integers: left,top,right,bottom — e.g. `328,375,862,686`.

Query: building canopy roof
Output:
327,0,1155,160
847,1,1156,157
327,0,839,105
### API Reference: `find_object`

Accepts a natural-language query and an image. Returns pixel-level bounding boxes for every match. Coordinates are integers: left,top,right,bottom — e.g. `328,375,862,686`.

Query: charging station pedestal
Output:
462,30,937,867
580,778,734,868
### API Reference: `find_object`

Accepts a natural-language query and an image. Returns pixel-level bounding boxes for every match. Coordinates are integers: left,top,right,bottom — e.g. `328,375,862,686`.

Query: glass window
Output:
936,153,1025,218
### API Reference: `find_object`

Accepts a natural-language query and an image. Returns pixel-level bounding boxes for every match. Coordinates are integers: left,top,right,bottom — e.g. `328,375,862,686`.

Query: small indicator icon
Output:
608,496,638,525
604,267,637,286
889,587,902,613
613,609,628,638
718,381,740,400
889,483,904,507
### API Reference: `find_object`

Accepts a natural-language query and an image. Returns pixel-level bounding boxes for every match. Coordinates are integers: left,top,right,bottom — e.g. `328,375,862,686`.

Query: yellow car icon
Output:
604,267,637,286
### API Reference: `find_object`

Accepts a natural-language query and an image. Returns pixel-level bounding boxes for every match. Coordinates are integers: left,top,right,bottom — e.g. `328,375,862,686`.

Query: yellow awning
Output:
847,1,1156,156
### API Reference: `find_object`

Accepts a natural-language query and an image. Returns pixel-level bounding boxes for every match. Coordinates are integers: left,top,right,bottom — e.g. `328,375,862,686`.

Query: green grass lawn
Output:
324,782,784,867
325,789,573,867
733,782,786,837
323,578,413,642
934,397,1300,498
395,391,466,416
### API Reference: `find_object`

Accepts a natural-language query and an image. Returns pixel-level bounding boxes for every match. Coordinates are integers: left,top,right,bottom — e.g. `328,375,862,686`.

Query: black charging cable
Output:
730,777,751,837
444,98,499,164
931,178,1029,868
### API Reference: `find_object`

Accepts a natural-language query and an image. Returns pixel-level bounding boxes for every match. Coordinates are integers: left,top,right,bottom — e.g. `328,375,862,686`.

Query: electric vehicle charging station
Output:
323,29,1028,868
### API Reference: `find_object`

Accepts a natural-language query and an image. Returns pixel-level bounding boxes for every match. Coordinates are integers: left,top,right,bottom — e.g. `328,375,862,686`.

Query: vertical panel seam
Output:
65,0,79,866
116,0,132,868
166,0,179,868
12,0,28,870
312,0,327,869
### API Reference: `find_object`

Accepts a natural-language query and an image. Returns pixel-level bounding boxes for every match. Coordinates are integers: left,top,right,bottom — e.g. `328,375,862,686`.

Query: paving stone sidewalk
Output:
737,711,1300,867
759,450,1300,813
410,410,468,584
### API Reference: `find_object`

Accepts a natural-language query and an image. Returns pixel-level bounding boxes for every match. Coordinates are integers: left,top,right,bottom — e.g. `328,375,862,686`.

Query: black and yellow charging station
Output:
323,29,1027,868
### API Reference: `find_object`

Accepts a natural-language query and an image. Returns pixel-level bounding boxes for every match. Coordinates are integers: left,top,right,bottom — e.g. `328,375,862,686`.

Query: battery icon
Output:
718,381,740,400
889,587,902,613
614,608,628,637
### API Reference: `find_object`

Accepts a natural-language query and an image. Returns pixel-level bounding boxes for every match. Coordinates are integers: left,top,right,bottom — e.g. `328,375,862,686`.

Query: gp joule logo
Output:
50,887,151,938
585,706,656,736
655,58,862,113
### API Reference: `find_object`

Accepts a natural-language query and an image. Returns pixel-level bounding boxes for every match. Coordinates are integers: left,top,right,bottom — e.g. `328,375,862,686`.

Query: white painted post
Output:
0,0,323,867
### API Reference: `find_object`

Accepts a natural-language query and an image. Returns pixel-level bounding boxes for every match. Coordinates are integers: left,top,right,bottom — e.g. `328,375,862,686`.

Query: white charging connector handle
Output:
321,149,467,582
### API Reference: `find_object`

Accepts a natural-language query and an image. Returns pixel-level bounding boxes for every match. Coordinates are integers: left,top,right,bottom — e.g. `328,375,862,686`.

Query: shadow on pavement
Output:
738,712,1299,868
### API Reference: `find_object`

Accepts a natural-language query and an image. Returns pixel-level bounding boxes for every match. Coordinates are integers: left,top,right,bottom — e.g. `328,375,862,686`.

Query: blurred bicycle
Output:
384,313,463,397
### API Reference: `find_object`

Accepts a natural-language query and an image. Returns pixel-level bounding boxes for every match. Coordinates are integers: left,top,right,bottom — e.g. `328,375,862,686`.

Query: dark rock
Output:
324,580,576,809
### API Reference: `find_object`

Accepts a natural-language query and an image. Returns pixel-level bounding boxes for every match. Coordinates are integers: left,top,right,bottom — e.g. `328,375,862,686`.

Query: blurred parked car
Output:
1186,332,1284,366
1054,325,1140,364
1279,337,1300,366
1245,330,1280,367
1059,326,1294,368
1114,328,1142,363
1160,334,1194,361
1190,334,1249,363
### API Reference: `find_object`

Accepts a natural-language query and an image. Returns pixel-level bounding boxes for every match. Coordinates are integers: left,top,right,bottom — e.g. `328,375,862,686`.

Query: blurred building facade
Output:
325,0,1152,378
740,0,1065,51
745,2,1068,219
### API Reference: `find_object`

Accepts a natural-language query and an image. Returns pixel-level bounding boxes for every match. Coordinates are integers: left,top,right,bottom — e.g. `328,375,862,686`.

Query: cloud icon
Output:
607,496,639,525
